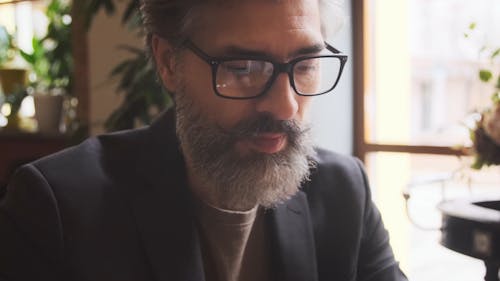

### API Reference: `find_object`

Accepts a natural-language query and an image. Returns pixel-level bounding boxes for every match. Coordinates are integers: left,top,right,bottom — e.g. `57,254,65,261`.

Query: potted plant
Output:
20,0,73,134
0,25,27,131
467,24,500,170
84,0,172,131
470,89,500,169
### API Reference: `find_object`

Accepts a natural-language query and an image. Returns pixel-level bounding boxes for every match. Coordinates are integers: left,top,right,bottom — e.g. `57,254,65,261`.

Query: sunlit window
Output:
367,0,500,147
363,0,500,280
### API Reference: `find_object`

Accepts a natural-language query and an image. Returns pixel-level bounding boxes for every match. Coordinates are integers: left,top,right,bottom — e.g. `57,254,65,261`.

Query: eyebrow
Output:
218,43,326,59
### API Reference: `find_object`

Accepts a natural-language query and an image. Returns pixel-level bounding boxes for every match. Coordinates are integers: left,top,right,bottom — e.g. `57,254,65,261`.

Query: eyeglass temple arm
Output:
325,42,342,54
183,39,214,62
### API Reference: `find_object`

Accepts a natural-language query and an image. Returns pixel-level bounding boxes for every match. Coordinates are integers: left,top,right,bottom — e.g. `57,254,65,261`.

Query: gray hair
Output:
140,0,345,50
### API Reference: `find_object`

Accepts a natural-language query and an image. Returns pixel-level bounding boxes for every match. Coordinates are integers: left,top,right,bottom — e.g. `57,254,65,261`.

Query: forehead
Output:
189,0,323,58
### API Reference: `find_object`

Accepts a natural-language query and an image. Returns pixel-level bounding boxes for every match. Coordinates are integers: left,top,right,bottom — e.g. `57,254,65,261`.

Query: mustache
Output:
221,113,310,141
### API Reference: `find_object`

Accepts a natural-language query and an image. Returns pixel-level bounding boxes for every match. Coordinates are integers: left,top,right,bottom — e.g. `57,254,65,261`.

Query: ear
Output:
151,35,178,92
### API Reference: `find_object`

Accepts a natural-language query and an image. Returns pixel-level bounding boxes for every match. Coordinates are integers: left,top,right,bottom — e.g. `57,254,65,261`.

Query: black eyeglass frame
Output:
183,40,348,100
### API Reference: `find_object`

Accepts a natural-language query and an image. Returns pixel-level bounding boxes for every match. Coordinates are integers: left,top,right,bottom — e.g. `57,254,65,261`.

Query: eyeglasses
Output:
183,40,348,100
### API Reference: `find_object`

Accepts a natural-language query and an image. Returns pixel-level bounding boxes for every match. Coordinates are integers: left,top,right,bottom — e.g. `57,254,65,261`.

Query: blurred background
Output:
0,0,499,280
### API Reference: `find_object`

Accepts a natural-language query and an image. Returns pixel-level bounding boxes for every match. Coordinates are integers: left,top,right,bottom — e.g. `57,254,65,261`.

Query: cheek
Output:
213,100,256,129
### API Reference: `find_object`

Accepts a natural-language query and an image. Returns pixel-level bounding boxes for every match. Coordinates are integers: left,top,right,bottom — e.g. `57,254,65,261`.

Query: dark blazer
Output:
0,112,407,281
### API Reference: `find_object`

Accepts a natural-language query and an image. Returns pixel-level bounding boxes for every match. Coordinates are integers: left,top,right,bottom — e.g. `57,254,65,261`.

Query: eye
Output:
222,61,252,75
295,59,319,74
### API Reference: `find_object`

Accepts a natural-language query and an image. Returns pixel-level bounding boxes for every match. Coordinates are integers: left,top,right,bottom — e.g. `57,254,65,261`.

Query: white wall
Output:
310,0,353,155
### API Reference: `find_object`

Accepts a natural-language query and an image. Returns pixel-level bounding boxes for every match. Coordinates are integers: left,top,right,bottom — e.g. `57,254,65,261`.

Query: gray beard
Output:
174,91,316,210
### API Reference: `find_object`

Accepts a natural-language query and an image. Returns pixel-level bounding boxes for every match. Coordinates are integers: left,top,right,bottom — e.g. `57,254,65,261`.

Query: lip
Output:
247,133,287,154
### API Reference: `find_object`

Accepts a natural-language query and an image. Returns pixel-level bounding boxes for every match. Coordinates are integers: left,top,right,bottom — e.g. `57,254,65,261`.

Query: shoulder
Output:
304,148,370,218
306,149,407,281
35,126,150,168
32,127,149,179
6,127,153,211
313,148,365,177
0,127,158,279
308,147,368,195
3,126,155,231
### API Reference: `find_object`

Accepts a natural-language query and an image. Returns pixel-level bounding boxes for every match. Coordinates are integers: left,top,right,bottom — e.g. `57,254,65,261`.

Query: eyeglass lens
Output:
214,57,342,98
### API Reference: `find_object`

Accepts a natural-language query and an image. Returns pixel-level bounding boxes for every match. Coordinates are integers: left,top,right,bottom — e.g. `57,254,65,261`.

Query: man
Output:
0,0,407,280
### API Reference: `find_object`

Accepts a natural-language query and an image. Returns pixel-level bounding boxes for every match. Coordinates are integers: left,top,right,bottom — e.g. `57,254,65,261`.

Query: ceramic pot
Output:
34,93,64,135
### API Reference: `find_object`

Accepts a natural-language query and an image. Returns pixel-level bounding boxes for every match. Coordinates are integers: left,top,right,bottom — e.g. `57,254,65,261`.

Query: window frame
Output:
351,0,468,162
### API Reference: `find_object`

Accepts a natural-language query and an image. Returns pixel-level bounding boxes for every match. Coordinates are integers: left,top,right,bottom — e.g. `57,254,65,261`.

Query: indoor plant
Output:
20,0,73,94
20,0,73,134
467,24,500,170
470,86,500,169
84,0,171,131
0,25,26,130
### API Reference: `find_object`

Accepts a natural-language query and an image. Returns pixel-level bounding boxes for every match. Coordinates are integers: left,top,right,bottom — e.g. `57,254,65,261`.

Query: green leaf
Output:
479,69,493,82
110,61,130,76
469,22,477,30
116,44,143,55
84,0,116,30
19,50,35,64
471,157,484,170
492,48,500,59
122,0,139,24
492,92,500,104
102,0,116,14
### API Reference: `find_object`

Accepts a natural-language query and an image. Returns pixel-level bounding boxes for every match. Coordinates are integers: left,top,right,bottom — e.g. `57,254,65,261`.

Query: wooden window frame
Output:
351,0,467,162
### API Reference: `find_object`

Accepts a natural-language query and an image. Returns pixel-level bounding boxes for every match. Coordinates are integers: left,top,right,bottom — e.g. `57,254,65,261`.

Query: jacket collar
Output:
129,110,318,281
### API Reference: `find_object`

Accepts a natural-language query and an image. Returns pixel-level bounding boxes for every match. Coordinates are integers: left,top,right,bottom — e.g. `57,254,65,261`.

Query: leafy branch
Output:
104,45,171,131
84,0,141,30
20,0,73,93
85,0,172,132
466,23,500,169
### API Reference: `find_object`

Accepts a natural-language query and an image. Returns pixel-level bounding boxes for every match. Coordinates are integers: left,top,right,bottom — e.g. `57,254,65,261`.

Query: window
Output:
354,0,500,280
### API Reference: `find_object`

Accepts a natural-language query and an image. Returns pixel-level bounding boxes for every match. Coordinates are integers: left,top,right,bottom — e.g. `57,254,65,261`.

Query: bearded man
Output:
0,0,407,280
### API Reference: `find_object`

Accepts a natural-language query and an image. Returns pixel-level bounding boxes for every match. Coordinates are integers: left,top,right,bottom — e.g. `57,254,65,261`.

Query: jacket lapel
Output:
129,111,205,281
268,191,319,281
131,182,205,281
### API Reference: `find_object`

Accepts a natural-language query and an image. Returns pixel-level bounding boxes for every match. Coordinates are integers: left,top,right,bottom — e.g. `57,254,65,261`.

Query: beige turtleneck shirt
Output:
194,200,273,281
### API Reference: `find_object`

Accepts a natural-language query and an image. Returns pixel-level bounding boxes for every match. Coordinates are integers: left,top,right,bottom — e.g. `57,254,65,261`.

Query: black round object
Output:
439,198,500,281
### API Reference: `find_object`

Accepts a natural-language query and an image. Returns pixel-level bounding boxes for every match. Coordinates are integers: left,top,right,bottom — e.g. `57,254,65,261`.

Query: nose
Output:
255,73,299,120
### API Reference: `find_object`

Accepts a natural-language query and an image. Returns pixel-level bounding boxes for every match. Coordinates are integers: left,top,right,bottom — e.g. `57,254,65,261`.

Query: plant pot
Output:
0,68,27,94
34,93,64,135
